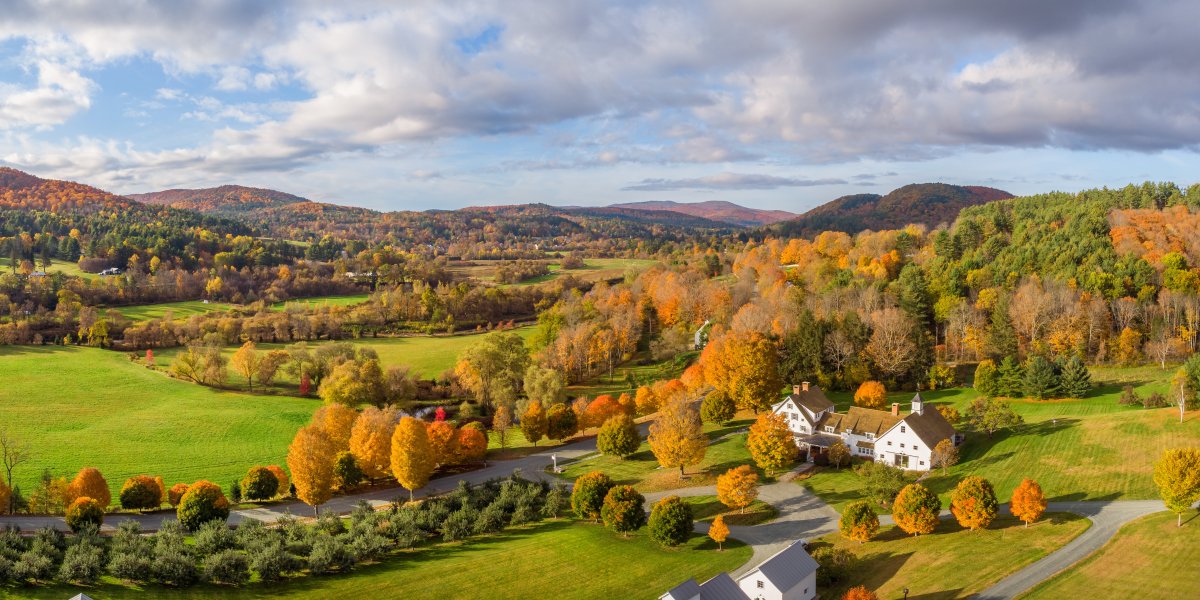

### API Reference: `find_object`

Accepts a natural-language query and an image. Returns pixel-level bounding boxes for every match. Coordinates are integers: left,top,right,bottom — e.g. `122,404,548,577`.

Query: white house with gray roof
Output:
660,540,818,600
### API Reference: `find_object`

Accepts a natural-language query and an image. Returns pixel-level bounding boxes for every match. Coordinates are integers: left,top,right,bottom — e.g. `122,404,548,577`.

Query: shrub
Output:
843,585,878,600
973,359,999,396
204,549,250,585
542,482,569,519
58,542,104,584
474,502,508,534
177,481,231,531
12,550,54,583
647,495,693,547
700,390,735,424
570,471,614,521
250,543,302,583
119,475,162,510
229,481,242,504
601,485,646,537
442,508,476,542
64,497,103,533
168,483,190,506
108,551,153,582
813,545,855,586
241,466,280,501
153,548,200,587
334,451,366,489
308,536,356,574
596,414,640,458
194,520,238,555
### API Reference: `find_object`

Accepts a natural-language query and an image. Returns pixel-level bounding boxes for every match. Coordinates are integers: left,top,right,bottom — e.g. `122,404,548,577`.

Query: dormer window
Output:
865,433,874,439
825,426,834,433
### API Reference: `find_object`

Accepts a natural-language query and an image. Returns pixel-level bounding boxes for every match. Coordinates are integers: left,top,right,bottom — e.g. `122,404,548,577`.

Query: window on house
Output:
757,580,764,589
901,426,906,433
825,426,834,433
913,445,919,451
920,461,925,466
900,443,905,448
866,433,874,439
887,441,892,446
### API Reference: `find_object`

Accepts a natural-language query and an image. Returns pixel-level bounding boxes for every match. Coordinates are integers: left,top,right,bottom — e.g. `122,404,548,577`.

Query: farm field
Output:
802,366,1200,513
449,257,657,288
1022,511,1200,599
0,520,750,600
0,345,315,497
0,256,96,279
813,514,1091,599
113,299,234,321
270,294,372,310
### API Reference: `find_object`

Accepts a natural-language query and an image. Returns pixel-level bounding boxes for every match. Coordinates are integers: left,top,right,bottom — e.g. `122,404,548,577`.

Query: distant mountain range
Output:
767,183,1013,238
608,200,795,227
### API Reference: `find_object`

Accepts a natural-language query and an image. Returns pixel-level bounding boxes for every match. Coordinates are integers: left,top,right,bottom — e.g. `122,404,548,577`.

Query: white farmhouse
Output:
660,540,818,600
772,383,962,472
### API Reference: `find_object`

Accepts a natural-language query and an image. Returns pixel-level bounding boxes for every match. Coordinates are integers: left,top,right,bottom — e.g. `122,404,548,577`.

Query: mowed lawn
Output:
804,366,1200,511
270,294,372,310
1,520,750,600
1022,511,1200,599
0,257,96,280
814,514,1090,599
0,345,315,496
113,299,234,321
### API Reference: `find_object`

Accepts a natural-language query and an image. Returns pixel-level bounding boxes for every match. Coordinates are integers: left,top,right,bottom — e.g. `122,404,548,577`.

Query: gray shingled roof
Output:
697,573,749,600
748,540,818,593
662,578,702,600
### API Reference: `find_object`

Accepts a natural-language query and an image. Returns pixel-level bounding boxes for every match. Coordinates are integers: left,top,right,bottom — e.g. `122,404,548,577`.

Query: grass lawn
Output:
113,299,234,322
558,417,757,493
682,495,778,526
270,294,372,310
802,366,1200,512
797,465,920,515
1022,511,1200,599
1,519,750,600
0,345,315,497
814,514,1091,600
0,257,96,279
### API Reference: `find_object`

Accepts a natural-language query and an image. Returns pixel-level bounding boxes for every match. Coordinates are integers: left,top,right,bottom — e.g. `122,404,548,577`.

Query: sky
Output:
0,0,1198,213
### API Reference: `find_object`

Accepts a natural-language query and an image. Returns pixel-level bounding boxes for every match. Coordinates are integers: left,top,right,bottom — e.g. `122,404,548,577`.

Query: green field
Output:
682,495,778,527
449,257,658,289
114,299,234,321
0,345,315,496
270,294,372,310
0,257,96,279
802,366,1200,511
0,520,750,600
813,514,1091,599
1023,511,1200,599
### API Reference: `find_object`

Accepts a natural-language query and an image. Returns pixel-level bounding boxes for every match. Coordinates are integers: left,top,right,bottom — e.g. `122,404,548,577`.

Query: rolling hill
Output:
607,200,795,227
769,183,1012,238
127,185,310,216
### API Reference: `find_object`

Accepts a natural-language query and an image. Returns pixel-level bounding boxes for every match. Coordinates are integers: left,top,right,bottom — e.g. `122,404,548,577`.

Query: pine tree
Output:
987,296,1019,359
996,356,1024,397
1022,355,1059,400
1058,356,1092,398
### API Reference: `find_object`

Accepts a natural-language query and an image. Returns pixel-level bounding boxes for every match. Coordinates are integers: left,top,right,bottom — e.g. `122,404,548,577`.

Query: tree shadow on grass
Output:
1046,491,1121,503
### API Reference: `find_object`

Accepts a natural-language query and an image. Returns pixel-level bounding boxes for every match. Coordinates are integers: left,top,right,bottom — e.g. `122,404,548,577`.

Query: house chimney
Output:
891,403,900,416
793,384,801,395
911,393,924,415
802,381,810,392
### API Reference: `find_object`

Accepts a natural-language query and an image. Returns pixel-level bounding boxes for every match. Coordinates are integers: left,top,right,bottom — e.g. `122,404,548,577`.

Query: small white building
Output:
773,384,961,472
660,540,818,600
660,572,747,600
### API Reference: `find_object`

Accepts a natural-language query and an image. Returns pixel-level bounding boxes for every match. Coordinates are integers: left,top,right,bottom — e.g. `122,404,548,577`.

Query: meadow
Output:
1022,511,1200,599
0,520,749,600
0,345,315,496
813,514,1091,599
802,365,1200,513
113,299,234,322
0,257,96,279
449,257,658,288
269,294,372,310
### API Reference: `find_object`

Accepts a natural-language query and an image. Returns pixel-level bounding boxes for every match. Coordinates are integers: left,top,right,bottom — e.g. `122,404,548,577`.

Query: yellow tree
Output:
647,396,707,478
709,514,729,551
1153,447,1200,527
853,381,887,410
230,340,261,390
311,403,358,452
391,417,436,501
892,483,941,536
521,400,548,446
426,420,460,467
716,465,759,514
746,413,798,472
702,331,782,412
1010,478,1047,527
67,467,111,510
286,425,337,513
349,406,397,479
949,475,999,530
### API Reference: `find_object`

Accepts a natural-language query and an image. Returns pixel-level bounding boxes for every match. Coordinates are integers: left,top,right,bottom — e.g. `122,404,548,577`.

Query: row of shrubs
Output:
1,472,567,588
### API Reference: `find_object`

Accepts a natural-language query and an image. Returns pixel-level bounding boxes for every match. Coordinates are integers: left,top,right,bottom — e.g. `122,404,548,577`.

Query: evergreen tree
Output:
895,264,932,326
1022,355,1059,400
973,359,999,396
1058,356,1092,398
986,296,1019,359
996,356,1024,397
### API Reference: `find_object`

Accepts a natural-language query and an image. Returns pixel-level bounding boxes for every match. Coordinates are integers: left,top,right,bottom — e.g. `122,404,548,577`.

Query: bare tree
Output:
823,329,856,377
0,428,29,514
866,307,918,381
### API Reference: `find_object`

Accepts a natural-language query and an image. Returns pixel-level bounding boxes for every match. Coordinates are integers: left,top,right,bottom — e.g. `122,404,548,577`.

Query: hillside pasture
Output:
113,299,234,322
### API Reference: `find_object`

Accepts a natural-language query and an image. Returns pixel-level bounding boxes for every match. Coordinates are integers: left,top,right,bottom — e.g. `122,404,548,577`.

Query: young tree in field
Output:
709,514,730,550
648,495,693,547
426,420,459,467
973,359,999,396
892,483,941,536
520,400,548,446
931,439,959,475
455,424,488,464
716,465,759,514
746,413,798,472
1010,478,1047,527
700,390,735,425
546,403,578,441
287,425,337,513
266,465,290,497
1153,447,1200,527
1171,368,1191,424
231,340,261,390
492,404,513,448
65,496,104,533
1058,356,1092,398
965,397,1024,437
0,428,29,514
68,468,111,509
634,385,660,416
310,403,358,452
843,586,879,600
950,475,999,530
177,480,231,530
853,381,887,410
828,440,852,469
597,414,640,459
996,356,1024,397
256,349,291,387
571,471,615,521
647,396,708,478
391,417,436,502
1022,355,1059,399
839,501,880,543
240,466,280,501
348,406,397,479
119,475,162,510
601,485,646,537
